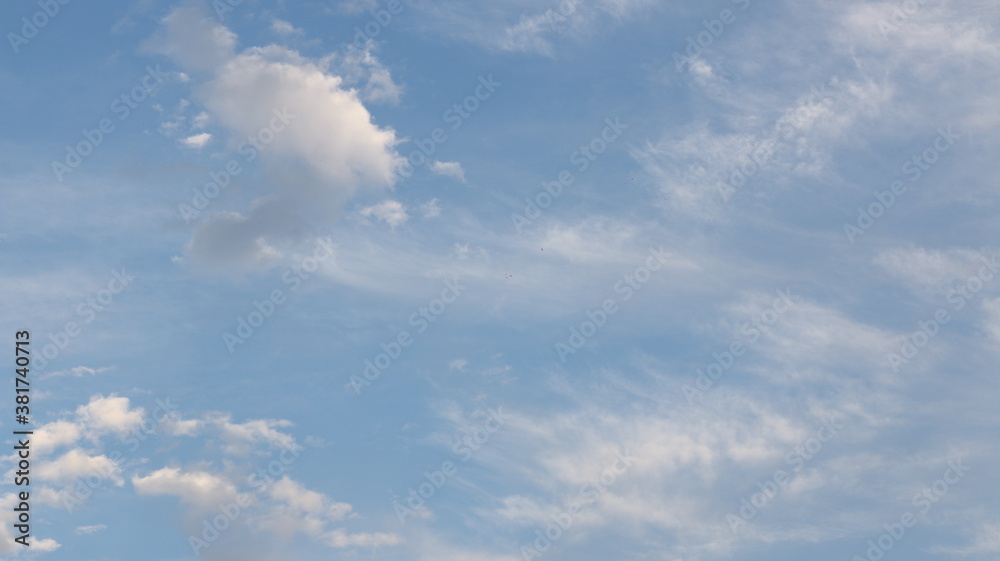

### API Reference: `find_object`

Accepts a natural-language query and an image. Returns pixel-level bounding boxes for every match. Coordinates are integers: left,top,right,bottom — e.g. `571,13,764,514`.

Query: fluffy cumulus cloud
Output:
245,476,395,548
149,5,403,270
34,419,84,456
132,463,402,554
0,493,60,554
35,449,123,486
25,394,148,458
75,394,145,437
181,132,212,148
0,386,403,556
359,199,409,230
430,160,466,182
133,467,242,509
270,18,303,36
215,416,301,455
1,391,406,558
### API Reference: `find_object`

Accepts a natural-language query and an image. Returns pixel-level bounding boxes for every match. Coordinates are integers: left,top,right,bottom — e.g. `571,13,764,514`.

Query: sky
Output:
1,0,1000,560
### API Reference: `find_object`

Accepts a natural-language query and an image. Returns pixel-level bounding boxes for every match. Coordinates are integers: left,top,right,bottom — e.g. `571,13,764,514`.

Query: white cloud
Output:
331,41,404,105
198,48,400,184
420,198,441,218
635,70,893,220
248,477,358,543
360,200,409,230
192,111,210,128
494,2,585,56
33,538,61,552
34,420,83,456
152,5,403,270
492,495,549,525
321,528,404,548
75,394,144,437
874,246,993,292
181,132,212,148
430,160,466,182
416,0,654,56
213,416,300,456
34,449,123,486
271,18,303,36
269,477,352,519
132,467,242,510
408,285,958,559
537,217,643,264
74,524,108,535
39,365,111,381
160,414,204,437
144,6,236,72
633,124,762,220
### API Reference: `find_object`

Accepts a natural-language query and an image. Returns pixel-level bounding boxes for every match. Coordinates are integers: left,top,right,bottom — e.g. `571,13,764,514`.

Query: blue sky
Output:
2,0,1000,560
